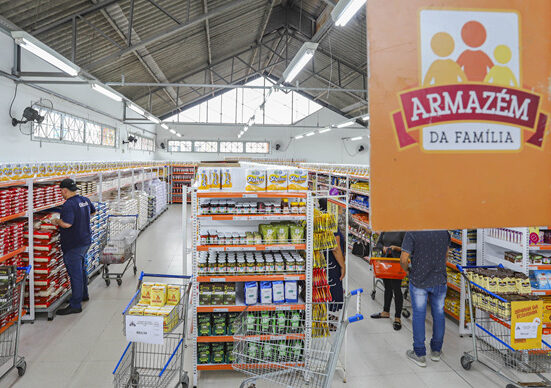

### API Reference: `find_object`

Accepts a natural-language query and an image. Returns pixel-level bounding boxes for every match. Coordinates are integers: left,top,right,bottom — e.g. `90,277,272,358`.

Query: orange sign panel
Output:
368,1,551,231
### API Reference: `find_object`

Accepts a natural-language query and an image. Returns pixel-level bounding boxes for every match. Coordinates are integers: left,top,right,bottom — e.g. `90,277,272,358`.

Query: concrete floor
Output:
0,206,527,387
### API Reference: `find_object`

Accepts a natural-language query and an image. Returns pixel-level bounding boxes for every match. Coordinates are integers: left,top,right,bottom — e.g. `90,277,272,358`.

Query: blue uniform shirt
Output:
59,195,95,253
401,231,450,288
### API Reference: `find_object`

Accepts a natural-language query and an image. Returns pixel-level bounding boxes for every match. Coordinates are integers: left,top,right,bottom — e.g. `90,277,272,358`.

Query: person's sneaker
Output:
430,351,441,362
82,296,90,302
56,306,82,316
406,350,427,367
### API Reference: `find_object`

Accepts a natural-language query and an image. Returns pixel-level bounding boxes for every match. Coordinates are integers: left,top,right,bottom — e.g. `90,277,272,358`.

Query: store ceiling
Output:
0,0,367,119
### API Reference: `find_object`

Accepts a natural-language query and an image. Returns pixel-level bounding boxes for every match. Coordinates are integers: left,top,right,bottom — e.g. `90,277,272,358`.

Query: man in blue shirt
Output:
400,231,450,367
50,179,96,316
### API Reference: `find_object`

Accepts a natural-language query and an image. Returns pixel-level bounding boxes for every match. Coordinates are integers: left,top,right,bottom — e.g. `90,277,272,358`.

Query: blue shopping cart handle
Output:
17,266,32,275
348,314,364,323
139,271,192,281
351,288,363,296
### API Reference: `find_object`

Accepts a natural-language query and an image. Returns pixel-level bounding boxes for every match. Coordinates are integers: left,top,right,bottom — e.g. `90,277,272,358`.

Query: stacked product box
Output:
136,192,149,230
22,216,70,309
76,181,97,197
0,220,25,256
145,179,167,216
33,184,63,209
85,202,110,275
147,196,156,220
0,187,28,218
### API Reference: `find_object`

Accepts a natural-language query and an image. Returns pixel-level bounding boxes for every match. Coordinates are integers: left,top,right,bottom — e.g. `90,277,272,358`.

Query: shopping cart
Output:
232,288,364,388
0,266,30,382
113,272,192,388
101,214,139,286
458,265,551,388
369,256,410,318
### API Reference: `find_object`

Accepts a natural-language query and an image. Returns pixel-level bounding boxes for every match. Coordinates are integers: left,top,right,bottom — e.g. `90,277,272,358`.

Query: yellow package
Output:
221,168,233,190
245,169,266,191
143,307,160,316
198,168,209,190
209,168,221,190
288,169,308,191
167,285,181,305
141,282,155,304
267,169,288,191
150,286,167,307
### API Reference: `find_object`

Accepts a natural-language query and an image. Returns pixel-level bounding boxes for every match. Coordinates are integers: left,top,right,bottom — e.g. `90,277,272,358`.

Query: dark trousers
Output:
63,245,90,310
383,278,403,318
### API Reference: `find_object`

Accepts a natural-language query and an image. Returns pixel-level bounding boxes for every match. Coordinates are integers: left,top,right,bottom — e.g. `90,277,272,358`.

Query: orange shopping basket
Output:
371,257,407,280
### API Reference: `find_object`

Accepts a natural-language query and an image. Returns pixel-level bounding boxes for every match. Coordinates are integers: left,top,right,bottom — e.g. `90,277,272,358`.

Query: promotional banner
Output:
368,0,551,231
510,300,543,350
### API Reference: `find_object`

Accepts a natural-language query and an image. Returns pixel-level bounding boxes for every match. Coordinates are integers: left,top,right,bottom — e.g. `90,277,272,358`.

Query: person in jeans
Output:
370,232,406,330
400,230,450,367
50,179,95,316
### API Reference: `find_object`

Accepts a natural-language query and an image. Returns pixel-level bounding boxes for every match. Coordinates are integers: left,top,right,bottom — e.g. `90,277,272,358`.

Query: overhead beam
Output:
84,0,255,72
146,0,182,25
31,0,122,35
244,0,275,79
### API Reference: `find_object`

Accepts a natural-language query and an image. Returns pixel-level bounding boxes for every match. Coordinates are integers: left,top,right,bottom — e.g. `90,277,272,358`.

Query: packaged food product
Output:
267,169,288,191
225,343,235,364
260,281,272,304
199,284,212,305
276,224,289,243
167,285,181,305
140,282,155,304
245,281,258,306
290,224,305,243
285,281,298,303
198,313,212,336
211,343,225,364
198,168,209,191
150,285,167,307
288,169,308,191
212,313,227,336
260,311,272,332
245,169,266,192
272,281,285,303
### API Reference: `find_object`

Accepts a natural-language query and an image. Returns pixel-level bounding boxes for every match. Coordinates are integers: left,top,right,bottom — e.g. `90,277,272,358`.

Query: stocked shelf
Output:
197,333,305,343
348,229,370,244
197,192,307,199
447,282,460,292
0,246,26,265
351,217,370,231
529,244,551,250
198,214,306,221
197,303,306,313
444,307,460,321
197,274,305,282
34,200,66,213
197,362,303,370
0,212,27,223
196,244,306,252
349,203,369,213
446,262,459,271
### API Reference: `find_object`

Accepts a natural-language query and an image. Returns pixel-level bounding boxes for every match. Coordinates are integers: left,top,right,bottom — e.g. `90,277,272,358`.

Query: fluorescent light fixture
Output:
176,133,182,137
331,0,366,27
11,31,80,77
91,82,122,102
319,127,332,134
350,136,363,141
128,102,145,116
147,115,161,124
305,131,315,137
295,135,304,140
337,121,355,128
243,126,249,132
169,129,176,134
283,42,318,83
362,114,370,121
161,123,169,130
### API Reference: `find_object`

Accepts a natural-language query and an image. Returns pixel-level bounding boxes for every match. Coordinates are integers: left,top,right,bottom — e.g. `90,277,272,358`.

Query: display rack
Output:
0,164,169,322
190,190,313,386
170,164,196,204
446,229,477,336
478,226,551,334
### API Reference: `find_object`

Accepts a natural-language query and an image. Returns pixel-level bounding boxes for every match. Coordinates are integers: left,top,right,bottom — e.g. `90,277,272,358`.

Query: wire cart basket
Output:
101,214,139,287
0,266,30,382
458,264,551,388
369,255,411,319
232,288,364,388
113,272,192,388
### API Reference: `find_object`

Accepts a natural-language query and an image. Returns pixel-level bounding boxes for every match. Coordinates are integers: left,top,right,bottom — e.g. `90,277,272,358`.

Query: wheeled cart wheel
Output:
402,309,411,318
180,372,190,387
17,360,26,376
133,266,137,275
117,278,122,286
105,279,111,287
371,290,376,300
460,355,473,370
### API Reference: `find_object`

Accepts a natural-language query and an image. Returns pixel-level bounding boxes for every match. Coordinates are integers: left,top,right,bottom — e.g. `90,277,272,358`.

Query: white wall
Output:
0,30,156,162
155,108,369,164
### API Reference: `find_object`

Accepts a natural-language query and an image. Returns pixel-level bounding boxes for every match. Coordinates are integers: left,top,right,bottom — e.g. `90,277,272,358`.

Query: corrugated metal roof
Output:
0,0,367,118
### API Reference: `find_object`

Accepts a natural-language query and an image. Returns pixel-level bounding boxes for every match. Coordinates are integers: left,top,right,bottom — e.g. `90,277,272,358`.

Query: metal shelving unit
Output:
170,164,196,204
190,189,313,387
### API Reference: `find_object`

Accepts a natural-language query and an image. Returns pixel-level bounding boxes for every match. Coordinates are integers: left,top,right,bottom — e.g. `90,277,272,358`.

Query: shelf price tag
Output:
284,276,300,281
126,315,164,345
275,306,291,311
210,278,226,282
243,194,258,198
213,308,229,312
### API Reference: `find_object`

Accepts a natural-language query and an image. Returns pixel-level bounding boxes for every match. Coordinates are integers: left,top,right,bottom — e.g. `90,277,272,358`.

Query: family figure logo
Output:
392,9,548,152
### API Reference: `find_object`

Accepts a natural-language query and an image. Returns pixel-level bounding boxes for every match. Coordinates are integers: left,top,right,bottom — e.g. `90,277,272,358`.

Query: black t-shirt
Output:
375,232,406,258
59,195,95,252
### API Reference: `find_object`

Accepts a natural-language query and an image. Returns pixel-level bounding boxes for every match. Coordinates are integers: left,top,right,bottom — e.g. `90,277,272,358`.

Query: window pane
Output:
62,115,84,142
264,89,292,124
242,78,265,125
102,127,116,147
168,140,192,152
194,141,218,153
33,108,61,139
207,96,222,123
221,89,236,123
245,142,269,153
85,122,102,145
220,141,243,153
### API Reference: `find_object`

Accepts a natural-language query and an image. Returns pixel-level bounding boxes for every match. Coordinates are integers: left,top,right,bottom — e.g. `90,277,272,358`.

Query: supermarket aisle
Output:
4,206,504,388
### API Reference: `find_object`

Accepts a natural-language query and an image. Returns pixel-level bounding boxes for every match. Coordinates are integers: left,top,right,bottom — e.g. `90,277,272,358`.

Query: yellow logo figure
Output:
423,32,467,86
484,45,518,87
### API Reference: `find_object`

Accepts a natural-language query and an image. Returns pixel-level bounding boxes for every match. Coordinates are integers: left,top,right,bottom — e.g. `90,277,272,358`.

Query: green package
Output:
197,343,210,364
225,342,235,363
199,284,212,306
212,313,226,336
276,311,286,334
290,311,300,332
289,224,304,243
198,313,212,336
263,342,275,361
211,343,225,364
246,313,256,332
276,224,289,243
260,311,272,333
228,312,239,335
277,341,287,361
248,342,258,359
289,341,303,361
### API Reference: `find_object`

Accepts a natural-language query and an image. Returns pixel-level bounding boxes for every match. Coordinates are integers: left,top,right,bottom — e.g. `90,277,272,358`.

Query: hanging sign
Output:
368,0,551,230
510,300,543,350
